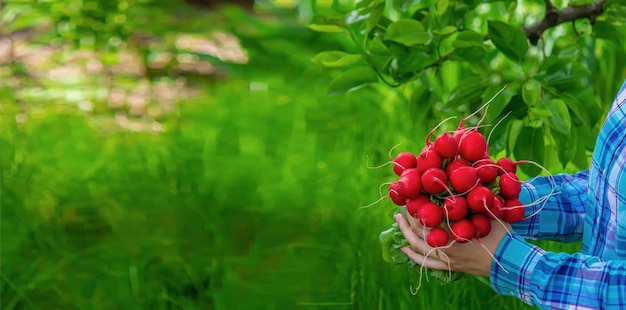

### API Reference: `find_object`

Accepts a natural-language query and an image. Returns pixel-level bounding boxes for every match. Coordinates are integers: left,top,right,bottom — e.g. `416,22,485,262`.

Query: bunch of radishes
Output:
386,118,526,248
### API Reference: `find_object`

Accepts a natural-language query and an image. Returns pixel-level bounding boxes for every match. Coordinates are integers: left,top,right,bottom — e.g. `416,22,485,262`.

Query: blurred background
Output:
1,0,623,309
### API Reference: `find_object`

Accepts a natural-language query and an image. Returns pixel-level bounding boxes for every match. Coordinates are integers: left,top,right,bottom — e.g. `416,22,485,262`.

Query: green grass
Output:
0,66,581,309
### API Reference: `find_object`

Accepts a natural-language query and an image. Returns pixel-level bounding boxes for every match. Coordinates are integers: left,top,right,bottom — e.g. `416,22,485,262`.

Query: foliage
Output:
308,0,626,176
0,0,622,309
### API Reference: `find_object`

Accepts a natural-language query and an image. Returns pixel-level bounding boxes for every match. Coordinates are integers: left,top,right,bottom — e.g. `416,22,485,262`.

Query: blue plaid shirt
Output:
490,80,626,309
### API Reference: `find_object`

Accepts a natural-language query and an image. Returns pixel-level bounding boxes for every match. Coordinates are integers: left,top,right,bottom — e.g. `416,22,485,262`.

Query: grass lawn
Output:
0,46,582,310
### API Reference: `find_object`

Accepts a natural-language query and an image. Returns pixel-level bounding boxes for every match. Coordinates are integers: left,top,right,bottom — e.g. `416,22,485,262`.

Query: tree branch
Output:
543,0,556,11
523,0,606,45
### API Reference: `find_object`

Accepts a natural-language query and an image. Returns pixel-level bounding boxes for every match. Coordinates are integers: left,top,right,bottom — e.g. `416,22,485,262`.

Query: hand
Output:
394,213,511,277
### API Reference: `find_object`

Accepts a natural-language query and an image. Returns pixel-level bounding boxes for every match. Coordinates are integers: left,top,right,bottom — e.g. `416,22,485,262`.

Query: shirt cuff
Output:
510,185,539,238
490,232,545,305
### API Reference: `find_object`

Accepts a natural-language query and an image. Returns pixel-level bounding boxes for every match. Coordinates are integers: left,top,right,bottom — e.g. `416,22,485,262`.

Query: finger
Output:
400,246,452,271
407,215,426,237
394,214,419,245
394,214,433,254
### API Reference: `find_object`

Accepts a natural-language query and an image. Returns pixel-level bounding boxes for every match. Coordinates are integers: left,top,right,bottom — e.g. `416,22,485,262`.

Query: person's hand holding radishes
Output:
372,88,551,288
394,213,511,277
375,81,626,309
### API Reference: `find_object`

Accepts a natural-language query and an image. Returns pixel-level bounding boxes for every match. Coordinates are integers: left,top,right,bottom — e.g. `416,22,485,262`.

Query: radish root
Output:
459,85,508,129
476,237,509,274
411,243,455,295
365,156,398,170
425,116,458,144
487,111,512,147
387,143,402,160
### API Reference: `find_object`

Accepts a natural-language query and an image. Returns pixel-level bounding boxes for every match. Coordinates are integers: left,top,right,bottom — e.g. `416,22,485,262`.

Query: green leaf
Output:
367,36,391,55
554,126,578,166
507,1,518,19
487,20,529,63
468,61,490,79
429,269,464,284
606,4,626,23
572,129,591,169
560,92,589,128
409,83,435,124
513,126,545,176
392,230,406,244
385,18,430,46
487,115,510,155
393,52,437,76
451,30,487,61
451,46,486,61
544,99,571,135
566,87,602,123
332,0,355,14
327,66,379,96
530,106,553,118
447,77,487,108
484,85,516,122
535,56,591,88
312,51,363,68
560,88,601,129
366,37,393,70
364,2,385,34
379,227,395,263
507,119,524,157
433,26,457,35
522,79,541,107
557,46,581,60
436,0,450,15
307,24,345,33
592,20,624,45
454,29,485,45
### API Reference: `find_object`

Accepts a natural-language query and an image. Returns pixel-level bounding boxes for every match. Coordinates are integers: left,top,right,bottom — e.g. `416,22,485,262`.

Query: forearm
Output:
512,171,588,241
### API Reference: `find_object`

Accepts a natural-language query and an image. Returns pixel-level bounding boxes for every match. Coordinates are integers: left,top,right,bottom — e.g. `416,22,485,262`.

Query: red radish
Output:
497,157,517,175
442,196,468,221
502,199,525,222
458,130,487,162
417,201,444,227
388,182,406,206
453,127,467,142
499,172,522,199
421,168,448,194
417,147,442,173
393,152,418,176
451,219,475,243
406,195,431,217
449,166,478,193
397,169,422,199
469,213,491,238
426,227,450,247
445,158,470,176
487,195,505,219
474,158,498,184
400,167,421,178
466,185,494,213
434,132,458,158
424,115,458,147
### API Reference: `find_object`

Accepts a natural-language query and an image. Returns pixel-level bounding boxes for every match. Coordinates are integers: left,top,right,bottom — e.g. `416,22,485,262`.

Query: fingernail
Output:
394,214,401,223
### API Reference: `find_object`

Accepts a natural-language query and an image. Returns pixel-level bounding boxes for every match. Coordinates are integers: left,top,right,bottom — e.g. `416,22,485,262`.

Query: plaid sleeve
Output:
490,233,626,309
510,171,589,242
